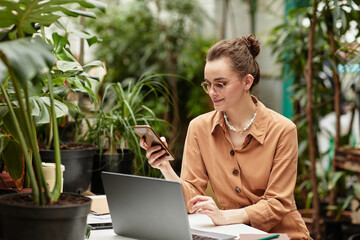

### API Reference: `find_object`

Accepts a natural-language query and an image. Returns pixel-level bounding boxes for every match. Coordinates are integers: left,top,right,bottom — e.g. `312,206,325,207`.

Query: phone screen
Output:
134,125,175,161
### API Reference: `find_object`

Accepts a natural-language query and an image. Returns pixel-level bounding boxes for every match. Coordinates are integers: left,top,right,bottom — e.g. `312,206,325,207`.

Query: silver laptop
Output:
101,172,236,240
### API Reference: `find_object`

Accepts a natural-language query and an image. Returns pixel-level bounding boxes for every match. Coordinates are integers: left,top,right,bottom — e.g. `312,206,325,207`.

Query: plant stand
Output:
334,146,360,173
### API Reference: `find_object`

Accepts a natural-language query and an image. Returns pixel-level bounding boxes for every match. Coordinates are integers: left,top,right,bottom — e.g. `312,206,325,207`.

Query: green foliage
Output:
0,0,105,39
35,30,104,148
77,73,173,177
0,0,105,205
267,0,360,209
178,36,216,118
89,0,216,161
299,163,347,207
90,0,208,82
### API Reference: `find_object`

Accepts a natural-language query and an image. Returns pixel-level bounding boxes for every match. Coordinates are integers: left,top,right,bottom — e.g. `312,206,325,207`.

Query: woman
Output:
140,34,311,240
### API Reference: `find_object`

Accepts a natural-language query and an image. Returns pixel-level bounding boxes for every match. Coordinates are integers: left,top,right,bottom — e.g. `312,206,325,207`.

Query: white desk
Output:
88,213,266,239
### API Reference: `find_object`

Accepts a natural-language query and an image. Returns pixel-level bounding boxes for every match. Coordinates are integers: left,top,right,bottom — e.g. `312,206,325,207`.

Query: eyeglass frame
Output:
201,79,242,94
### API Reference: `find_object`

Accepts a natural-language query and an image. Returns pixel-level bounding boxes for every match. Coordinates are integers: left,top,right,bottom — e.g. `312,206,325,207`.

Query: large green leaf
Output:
0,105,8,123
1,108,32,148
0,134,10,155
0,37,56,85
0,0,106,34
49,0,106,12
33,98,51,125
0,1,21,28
57,60,83,72
1,138,24,189
31,96,69,124
0,60,7,85
52,32,70,54
40,97,69,116
83,60,103,71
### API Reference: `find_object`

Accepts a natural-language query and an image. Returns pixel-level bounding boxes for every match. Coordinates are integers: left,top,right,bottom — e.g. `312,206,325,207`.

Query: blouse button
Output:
232,169,239,176
235,187,241,193
230,150,235,156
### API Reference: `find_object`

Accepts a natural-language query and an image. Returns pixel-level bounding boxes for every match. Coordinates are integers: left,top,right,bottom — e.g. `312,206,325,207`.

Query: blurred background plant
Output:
1,0,359,238
88,0,217,173
268,0,360,238
76,73,173,177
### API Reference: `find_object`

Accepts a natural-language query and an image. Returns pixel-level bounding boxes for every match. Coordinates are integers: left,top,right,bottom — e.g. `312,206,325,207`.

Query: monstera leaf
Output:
0,37,56,192
0,37,56,85
0,0,105,204
0,0,105,36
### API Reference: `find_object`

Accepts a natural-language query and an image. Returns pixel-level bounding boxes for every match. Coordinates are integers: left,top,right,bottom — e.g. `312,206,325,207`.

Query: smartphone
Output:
133,125,175,161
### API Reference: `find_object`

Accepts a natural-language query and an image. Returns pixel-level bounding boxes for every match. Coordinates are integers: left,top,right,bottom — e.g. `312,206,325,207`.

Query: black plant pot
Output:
0,192,91,240
91,149,134,194
40,143,97,194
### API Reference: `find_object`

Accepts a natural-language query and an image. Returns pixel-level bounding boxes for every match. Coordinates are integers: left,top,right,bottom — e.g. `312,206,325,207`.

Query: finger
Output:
188,195,211,205
148,149,167,165
160,136,168,147
150,155,169,169
197,208,214,215
189,201,213,214
194,200,214,211
139,137,148,149
145,145,163,159
190,203,213,214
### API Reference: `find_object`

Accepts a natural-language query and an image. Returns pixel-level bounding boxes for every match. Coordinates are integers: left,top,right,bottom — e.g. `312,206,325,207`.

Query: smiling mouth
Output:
212,99,223,104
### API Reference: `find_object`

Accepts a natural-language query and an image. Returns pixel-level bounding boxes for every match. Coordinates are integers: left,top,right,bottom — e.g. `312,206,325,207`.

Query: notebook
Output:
101,172,237,240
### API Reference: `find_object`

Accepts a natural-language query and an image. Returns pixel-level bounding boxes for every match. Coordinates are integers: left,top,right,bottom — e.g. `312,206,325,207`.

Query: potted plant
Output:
0,0,106,194
35,28,102,193
77,74,173,194
0,1,105,239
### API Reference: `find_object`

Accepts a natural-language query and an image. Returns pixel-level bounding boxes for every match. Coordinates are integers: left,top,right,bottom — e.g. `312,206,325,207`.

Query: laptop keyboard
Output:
190,229,236,240
192,233,223,240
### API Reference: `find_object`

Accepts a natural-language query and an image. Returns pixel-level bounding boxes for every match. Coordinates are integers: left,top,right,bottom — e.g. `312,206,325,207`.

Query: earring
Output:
246,90,249,93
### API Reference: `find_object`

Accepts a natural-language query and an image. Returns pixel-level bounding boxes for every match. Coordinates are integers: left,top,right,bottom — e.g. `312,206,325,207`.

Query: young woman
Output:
140,34,311,240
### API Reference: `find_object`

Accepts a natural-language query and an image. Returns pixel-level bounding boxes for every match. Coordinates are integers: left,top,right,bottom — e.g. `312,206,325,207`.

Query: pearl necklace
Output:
223,105,257,133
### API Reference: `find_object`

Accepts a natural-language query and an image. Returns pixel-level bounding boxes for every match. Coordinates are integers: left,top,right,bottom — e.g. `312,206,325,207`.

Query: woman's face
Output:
204,57,245,112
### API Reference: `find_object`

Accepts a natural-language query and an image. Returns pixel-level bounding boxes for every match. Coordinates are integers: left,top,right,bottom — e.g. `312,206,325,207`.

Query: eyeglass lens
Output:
201,82,225,94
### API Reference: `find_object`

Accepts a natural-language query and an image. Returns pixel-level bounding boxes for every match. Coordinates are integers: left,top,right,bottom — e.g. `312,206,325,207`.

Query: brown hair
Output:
206,34,260,90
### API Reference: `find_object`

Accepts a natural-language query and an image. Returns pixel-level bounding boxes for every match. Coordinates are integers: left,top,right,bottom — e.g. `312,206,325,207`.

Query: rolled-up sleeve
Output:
180,120,209,210
244,125,298,231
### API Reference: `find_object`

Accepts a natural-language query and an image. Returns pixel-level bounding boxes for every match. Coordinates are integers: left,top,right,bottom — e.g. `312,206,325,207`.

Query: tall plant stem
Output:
23,82,52,200
0,85,40,204
328,24,341,213
47,75,62,202
329,29,341,153
306,0,321,239
11,78,47,204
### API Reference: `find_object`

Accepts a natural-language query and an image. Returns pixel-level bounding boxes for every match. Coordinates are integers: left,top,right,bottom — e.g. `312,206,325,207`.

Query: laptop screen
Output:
102,172,193,240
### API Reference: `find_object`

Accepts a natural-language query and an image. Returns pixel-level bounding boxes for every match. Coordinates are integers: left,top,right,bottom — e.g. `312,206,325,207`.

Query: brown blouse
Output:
180,98,312,240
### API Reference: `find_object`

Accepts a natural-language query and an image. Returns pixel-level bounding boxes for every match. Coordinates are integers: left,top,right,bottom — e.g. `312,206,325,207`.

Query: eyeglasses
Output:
201,79,241,94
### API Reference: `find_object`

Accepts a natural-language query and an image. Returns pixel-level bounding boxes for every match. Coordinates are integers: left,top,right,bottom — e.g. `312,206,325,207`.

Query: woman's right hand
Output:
139,136,171,171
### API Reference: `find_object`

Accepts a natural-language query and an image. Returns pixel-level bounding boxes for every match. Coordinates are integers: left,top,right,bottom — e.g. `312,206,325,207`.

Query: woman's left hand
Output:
188,195,226,225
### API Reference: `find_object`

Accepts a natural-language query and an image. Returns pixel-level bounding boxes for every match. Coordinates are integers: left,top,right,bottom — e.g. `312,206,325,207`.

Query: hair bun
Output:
242,34,260,58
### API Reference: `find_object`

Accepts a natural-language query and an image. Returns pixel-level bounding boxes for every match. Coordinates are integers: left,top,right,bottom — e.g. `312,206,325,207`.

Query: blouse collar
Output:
211,95,268,144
